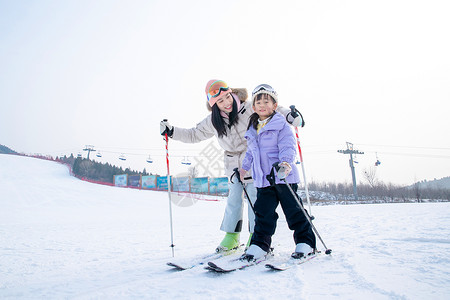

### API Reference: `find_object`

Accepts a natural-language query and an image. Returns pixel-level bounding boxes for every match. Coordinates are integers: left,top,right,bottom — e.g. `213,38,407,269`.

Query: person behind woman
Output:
239,84,316,262
160,80,303,253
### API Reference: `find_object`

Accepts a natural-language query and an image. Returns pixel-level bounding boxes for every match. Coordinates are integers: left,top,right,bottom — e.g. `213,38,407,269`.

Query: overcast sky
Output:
1,0,449,185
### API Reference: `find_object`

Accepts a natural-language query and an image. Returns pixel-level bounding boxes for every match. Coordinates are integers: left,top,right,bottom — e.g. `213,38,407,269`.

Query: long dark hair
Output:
211,95,239,138
248,94,276,130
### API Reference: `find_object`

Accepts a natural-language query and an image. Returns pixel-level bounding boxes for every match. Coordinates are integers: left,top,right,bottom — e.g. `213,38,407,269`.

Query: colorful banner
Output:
191,177,209,194
142,175,157,189
172,177,190,192
157,176,171,191
209,177,229,195
114,174,127,187
128,175,141,187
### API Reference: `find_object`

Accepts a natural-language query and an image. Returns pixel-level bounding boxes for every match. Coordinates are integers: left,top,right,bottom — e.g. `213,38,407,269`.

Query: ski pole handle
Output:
272,162,280,171
289,105,299,118
232,167,243,184
289,105,305,127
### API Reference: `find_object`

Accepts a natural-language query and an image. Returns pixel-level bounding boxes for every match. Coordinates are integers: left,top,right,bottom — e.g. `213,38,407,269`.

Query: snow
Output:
1,154,449,299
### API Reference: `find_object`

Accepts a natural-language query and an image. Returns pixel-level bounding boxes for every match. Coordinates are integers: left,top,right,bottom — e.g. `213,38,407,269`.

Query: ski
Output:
265,251,319,271
167,245,244,271
167,252,223,270
205,253,271,273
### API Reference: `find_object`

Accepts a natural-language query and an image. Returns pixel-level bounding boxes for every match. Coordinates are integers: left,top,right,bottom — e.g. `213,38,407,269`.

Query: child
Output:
239,84,316,262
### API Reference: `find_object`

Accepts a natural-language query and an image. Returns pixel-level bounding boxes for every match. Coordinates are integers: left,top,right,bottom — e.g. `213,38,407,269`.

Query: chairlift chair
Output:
119,154,126,161
146,155,153,163
181,156,191,165
375,152,381,166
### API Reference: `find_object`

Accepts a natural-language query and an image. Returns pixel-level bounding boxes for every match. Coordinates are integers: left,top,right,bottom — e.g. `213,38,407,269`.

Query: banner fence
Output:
115,174,230,196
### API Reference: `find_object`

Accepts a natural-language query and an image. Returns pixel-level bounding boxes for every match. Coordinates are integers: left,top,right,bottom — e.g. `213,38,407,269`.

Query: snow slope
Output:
1,154,449,299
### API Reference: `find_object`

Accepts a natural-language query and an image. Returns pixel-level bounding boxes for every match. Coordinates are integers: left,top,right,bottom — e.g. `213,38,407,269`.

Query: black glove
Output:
160,119,174,137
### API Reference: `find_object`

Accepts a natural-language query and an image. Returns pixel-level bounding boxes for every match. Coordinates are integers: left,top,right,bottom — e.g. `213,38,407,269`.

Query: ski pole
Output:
232,168,255,214
272,163,332,255
164,119,175,257
289,105,312,217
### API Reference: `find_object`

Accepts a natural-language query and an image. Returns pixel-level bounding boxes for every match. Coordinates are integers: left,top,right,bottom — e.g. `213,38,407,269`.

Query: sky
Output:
1,0,449,186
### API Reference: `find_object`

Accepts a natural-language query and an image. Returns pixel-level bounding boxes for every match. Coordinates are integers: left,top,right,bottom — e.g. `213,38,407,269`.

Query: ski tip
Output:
205,265,234,273
167,262,186,271
265,264,287,271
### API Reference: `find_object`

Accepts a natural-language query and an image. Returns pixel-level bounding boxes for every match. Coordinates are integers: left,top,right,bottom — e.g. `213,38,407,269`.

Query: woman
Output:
160,80,303,253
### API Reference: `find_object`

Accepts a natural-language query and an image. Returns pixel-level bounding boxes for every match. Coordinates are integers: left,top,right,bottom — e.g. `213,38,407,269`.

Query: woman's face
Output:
253,95,277,120
215,92,233,114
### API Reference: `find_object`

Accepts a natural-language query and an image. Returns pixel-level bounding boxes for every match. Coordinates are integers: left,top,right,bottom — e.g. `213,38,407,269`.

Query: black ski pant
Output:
250,183,316,252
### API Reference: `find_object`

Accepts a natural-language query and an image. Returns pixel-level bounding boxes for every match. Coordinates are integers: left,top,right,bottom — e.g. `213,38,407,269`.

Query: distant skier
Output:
239,84,316,262
160,79,303,253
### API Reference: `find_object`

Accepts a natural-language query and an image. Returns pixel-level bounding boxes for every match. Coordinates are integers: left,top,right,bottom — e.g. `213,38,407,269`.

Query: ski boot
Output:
215,232,240,253
239,244,267,262
291,243,313,259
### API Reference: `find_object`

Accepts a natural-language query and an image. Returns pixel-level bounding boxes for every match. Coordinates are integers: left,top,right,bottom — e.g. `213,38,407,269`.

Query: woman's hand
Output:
239,168,248,182
160,120,174,137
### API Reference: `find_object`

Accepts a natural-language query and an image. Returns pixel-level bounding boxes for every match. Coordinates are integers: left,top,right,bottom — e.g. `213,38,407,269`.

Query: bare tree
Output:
188,166,199,178
362,167,378,188
413,178,422,203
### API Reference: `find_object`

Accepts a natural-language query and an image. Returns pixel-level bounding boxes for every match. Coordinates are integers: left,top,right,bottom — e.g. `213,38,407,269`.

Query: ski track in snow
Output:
1,154,449,299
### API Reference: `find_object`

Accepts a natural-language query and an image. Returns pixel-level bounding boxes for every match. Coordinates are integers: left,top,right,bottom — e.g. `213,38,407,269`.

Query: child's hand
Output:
277,162,292,179
239,169,248,182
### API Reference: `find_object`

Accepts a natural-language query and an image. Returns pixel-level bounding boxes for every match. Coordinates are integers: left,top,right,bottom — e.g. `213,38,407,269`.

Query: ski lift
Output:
119,154,127,161
77,153,82,158
374,152,381,166
96,152,102,158
181,156,191,165
295,159,301,165
146,155,153,163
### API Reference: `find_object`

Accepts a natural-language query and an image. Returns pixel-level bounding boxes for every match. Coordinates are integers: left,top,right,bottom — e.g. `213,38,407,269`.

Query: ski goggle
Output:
252,84,277,97
206,80,230,102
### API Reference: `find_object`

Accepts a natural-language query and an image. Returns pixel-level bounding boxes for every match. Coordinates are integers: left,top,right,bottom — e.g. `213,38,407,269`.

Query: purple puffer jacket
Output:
242,112,300,188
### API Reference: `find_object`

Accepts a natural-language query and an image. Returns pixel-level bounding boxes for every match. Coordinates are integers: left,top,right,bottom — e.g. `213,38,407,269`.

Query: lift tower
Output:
338,142,364,200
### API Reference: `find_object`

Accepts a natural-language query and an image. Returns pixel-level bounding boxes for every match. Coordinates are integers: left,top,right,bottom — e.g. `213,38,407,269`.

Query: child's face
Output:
253,95,277,120
215,92,233,114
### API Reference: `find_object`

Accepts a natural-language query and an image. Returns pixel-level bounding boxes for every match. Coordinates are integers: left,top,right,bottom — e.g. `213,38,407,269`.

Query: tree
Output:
188,166,199,178
413,178,422,203
362,167,378,189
